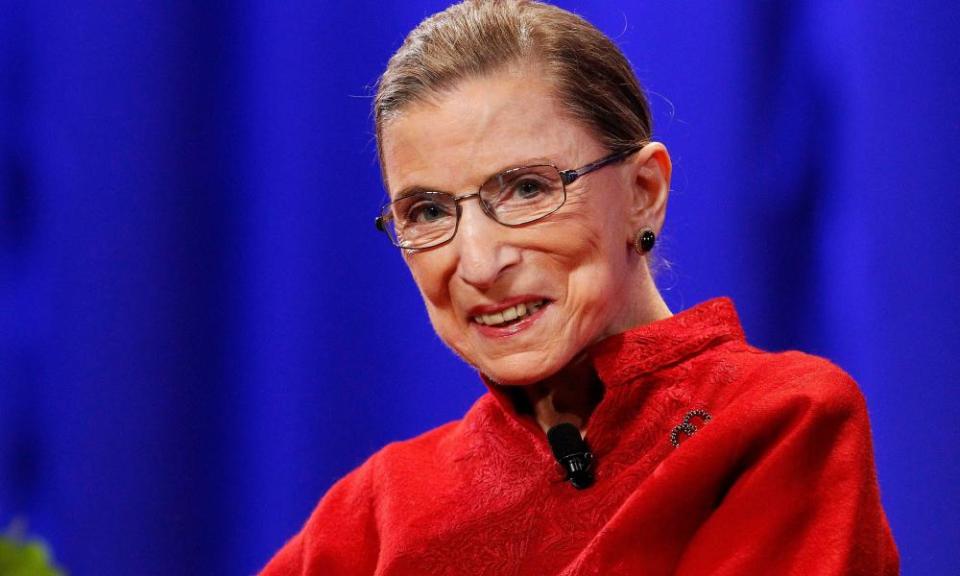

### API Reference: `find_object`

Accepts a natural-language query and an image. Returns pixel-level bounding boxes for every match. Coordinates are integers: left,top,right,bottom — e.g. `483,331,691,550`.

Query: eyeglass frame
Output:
374,143,646,252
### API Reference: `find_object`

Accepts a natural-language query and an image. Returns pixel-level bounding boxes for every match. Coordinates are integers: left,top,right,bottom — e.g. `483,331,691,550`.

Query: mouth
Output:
471,299,549,328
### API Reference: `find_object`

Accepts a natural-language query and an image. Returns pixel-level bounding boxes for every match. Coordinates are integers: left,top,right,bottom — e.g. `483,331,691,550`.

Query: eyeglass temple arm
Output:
559,144,645,186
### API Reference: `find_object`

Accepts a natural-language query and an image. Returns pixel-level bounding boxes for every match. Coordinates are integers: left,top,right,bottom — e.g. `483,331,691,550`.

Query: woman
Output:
261,1,898,574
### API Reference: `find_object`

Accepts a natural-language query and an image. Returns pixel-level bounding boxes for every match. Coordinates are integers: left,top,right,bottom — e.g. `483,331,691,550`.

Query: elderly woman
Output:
261,1,898,574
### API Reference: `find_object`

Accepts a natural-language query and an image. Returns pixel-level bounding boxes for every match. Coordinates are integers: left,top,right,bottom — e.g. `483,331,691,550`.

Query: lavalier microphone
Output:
547,423,595,489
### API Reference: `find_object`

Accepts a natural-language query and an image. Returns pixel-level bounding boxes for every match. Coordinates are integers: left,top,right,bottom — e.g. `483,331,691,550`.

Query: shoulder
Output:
262,393,497,574
293,411,471,544
684,348,882,492
751,349,865,407
372,418,463,474
712,346,871,436
352,392,497,480
307,390,500,502
296,409,469,516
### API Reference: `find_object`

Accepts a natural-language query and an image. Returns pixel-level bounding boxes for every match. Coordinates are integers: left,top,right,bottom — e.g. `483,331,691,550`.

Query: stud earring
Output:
633,228,656,254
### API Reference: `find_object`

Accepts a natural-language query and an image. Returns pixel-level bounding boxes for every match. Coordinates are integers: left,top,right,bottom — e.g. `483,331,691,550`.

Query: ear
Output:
622,142,672,236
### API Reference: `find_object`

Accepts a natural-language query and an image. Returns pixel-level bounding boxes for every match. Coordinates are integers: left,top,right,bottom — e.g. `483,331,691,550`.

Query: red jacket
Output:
261,298,898,575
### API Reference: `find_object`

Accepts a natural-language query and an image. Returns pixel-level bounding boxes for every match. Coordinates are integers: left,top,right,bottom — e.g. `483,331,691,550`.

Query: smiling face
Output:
380,67,664,385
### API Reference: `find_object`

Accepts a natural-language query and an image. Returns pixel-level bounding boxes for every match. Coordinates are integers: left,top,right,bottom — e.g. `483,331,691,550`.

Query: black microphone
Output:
547,423,595,489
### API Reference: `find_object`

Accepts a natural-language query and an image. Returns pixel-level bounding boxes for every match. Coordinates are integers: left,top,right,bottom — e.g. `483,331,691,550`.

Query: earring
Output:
634,228,656,254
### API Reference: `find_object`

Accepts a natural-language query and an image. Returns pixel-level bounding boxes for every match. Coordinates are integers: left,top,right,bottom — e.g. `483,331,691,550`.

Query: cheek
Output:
548,192,629,273
406,253,479,364
547,198,632,325
405,252,457,324
565,249,625,314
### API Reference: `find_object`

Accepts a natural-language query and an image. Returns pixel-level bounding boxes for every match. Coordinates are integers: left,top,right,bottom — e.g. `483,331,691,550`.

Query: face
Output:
381,68,648,385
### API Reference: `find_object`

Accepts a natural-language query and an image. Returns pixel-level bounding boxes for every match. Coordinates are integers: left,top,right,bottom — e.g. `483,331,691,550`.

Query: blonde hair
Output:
374,0,652,170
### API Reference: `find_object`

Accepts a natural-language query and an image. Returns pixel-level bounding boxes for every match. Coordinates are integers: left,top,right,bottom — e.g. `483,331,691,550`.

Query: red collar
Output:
480,297,745,421
589,297,745,388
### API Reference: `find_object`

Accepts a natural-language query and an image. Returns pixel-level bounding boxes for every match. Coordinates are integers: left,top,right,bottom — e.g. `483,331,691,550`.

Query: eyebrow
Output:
391,156,559,201
393,185,447,201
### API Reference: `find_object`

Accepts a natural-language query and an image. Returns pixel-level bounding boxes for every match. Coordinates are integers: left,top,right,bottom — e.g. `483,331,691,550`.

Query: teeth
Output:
473,300,546,326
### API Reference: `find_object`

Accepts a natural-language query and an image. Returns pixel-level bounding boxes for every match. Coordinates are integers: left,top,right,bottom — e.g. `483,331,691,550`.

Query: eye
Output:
403,197,453,224
514,178,546,200
499,171,556,204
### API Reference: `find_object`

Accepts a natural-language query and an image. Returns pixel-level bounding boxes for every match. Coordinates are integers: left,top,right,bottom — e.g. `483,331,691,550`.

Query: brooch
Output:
670,409,712,448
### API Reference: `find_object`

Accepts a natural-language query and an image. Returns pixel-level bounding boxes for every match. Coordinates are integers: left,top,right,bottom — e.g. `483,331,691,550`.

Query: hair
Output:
374,0,652,175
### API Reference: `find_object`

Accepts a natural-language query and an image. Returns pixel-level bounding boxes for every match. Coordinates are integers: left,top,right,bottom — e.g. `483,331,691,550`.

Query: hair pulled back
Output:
374,0,652,172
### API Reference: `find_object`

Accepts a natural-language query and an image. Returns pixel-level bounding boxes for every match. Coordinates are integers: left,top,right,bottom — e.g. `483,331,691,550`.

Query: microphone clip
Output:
557,450,595,489
547,423,596,490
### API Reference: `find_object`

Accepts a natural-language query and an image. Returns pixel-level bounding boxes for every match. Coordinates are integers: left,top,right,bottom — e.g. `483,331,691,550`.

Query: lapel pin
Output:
670,409,712,448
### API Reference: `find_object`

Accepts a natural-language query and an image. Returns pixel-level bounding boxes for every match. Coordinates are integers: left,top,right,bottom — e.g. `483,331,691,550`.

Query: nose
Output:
453,199,520,291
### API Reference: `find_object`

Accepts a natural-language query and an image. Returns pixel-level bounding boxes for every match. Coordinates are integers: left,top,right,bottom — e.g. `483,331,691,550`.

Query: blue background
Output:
1,1,957,574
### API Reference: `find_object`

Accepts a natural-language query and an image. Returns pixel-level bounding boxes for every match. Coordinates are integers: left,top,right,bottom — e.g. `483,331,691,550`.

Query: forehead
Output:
380,68,601,197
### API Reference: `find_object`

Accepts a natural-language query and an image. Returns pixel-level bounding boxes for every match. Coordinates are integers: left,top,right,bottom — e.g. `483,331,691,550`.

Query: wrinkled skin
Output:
381,66,672,391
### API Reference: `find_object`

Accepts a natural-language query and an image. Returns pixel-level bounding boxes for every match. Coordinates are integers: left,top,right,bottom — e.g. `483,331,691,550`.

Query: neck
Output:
523,354,604,434
520,279,672,434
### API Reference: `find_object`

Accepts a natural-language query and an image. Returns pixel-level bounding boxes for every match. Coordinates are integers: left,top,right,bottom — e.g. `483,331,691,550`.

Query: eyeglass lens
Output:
385,164,565,249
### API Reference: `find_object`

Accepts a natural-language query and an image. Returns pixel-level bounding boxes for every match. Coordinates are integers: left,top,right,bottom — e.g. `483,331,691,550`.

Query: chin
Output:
475,352,567,386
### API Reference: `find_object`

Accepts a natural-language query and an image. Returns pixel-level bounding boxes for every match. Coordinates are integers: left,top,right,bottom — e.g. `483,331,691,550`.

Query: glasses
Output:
375,145,644,251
